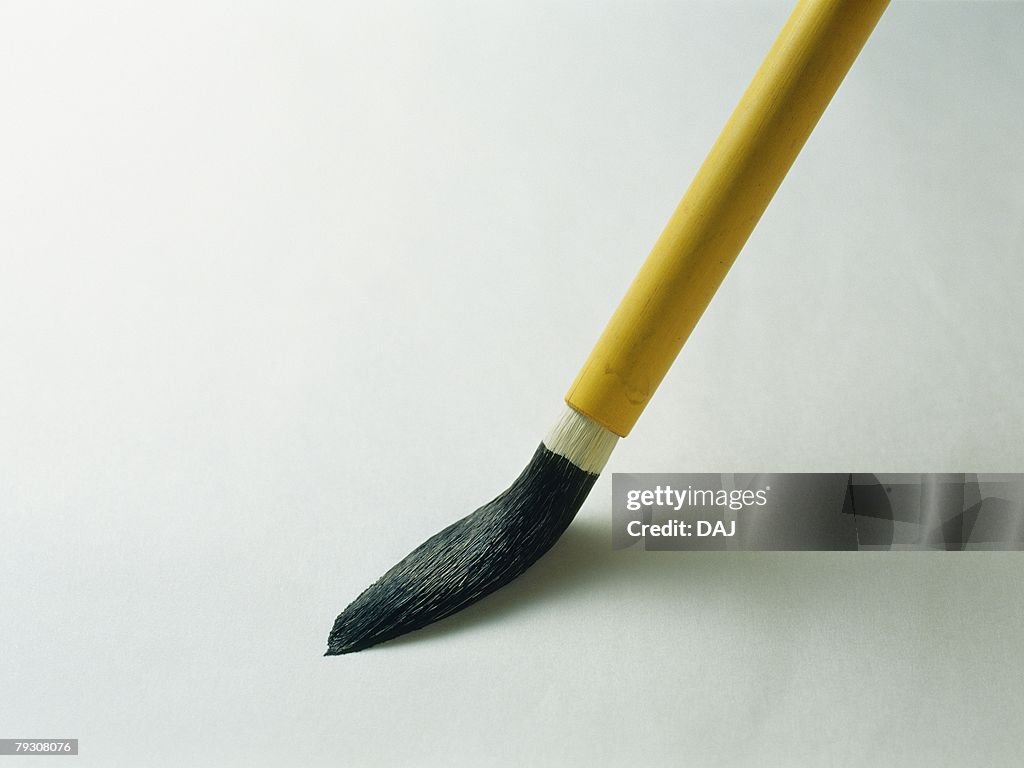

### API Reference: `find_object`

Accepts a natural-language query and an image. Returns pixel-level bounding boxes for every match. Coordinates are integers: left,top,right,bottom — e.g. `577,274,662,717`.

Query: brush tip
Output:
324,438,607,654
323,643,354,657
325,618,367,655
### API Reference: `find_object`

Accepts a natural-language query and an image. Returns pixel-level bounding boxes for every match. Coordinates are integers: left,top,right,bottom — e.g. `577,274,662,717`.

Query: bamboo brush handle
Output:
565,0,889,437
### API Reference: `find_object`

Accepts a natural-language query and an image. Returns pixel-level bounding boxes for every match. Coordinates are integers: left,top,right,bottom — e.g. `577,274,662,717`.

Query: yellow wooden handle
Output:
566,0,888,437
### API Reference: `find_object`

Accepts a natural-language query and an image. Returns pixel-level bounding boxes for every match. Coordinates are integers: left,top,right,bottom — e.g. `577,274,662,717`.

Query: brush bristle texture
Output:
326,443,598,655
544,406,619,474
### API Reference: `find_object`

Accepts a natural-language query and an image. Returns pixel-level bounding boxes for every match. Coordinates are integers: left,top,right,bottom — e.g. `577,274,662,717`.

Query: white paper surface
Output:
2,2,1023,765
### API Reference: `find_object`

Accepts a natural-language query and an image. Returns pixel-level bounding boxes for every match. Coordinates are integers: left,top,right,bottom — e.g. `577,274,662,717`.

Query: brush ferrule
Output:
544,405,618,475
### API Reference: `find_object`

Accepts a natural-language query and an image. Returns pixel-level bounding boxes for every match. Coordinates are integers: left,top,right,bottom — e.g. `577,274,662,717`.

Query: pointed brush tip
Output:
322,436,610,657
324,643,355,656
325,626,367,656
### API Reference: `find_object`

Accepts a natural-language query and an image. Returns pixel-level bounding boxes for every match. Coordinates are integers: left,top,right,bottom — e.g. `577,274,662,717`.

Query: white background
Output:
2,1,1023,765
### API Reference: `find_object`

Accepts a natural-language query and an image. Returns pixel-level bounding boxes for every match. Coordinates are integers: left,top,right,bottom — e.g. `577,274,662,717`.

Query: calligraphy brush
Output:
327,0,889,655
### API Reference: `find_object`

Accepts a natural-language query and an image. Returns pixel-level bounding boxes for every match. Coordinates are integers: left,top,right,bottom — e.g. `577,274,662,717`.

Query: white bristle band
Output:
544,405,619,475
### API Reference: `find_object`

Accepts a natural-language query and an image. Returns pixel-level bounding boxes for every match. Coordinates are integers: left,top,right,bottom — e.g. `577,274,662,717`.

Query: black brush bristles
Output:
325,444,598,655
